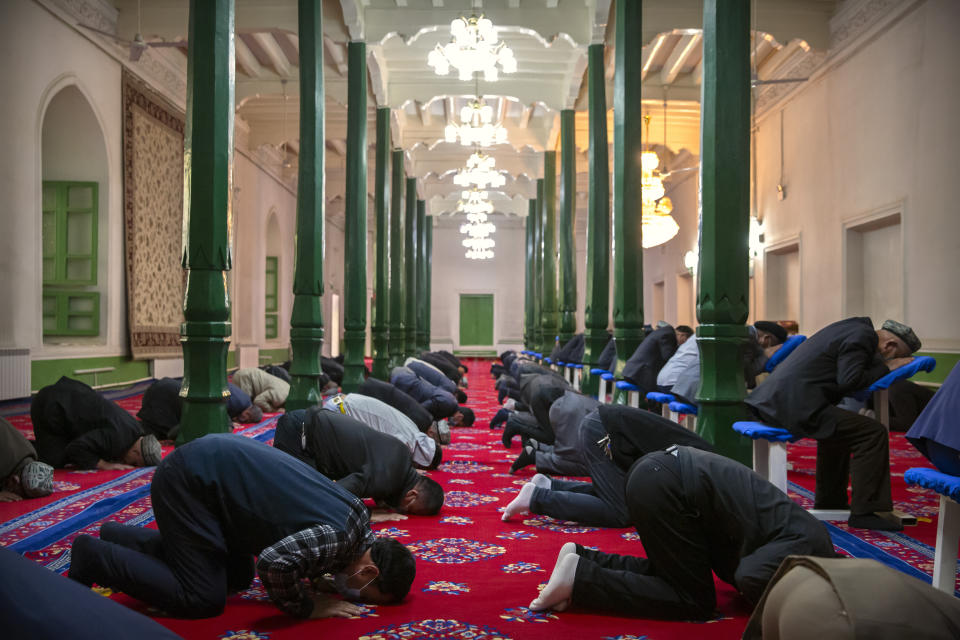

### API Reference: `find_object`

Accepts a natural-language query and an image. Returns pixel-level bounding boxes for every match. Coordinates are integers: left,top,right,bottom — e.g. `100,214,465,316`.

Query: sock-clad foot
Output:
490,408,510,430
502,423,520,449
529,551,578,612
848,512,903,532
502,482,536,521
531,473,551,489
510,445,536,474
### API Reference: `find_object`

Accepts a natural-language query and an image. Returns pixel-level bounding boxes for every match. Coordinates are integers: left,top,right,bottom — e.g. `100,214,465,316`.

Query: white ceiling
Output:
86,0,844,224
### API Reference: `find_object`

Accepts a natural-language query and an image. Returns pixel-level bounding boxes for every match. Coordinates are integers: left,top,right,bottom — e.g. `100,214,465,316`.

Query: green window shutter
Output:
265,256,279,339
42,181,99,337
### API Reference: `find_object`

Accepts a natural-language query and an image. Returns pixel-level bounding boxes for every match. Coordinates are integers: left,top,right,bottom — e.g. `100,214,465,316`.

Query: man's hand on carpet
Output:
370,510,409,523
96,460,135,471
310,594,363,618
0,490,23,502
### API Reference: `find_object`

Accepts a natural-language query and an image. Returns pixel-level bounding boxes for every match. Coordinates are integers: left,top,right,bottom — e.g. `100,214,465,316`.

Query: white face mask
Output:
332,568,375,601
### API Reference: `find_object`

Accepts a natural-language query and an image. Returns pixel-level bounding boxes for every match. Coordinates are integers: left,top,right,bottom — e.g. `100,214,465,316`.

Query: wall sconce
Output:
684,249,698,275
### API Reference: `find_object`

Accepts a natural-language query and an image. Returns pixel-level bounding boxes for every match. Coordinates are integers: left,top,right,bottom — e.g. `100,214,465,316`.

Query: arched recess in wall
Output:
264,210,283,343
39,82,110,345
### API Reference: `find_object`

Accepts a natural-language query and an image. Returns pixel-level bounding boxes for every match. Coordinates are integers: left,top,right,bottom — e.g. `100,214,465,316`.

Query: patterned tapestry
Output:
122,72,185,359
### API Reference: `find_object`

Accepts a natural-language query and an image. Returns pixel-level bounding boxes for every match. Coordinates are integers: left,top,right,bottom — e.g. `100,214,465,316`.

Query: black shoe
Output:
490,408,510,430
498,388,508,404
510,446,536,474
847,512,903,532
502,423,521,449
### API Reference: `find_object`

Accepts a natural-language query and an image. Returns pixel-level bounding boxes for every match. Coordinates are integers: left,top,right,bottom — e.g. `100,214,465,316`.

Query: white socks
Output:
529,544,579,611
531,473,551,489
502,482,536,521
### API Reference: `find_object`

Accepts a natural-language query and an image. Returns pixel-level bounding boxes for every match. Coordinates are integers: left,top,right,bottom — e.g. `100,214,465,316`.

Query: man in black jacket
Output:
745,317,920,531
138,378,263,440
274,408,443,516
69,434,415,619
31,377,161,470
527,446,835,619
620,322,678,394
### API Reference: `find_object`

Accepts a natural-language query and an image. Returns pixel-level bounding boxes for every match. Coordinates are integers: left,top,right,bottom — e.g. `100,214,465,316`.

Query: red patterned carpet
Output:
0,359,955,640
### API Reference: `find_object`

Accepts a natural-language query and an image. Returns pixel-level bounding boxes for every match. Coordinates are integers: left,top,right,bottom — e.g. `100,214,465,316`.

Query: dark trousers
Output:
529,412,628,528
888,380,935,432
506,412,555,445
68,458,251,618
810,406,892,514
572,450,716,619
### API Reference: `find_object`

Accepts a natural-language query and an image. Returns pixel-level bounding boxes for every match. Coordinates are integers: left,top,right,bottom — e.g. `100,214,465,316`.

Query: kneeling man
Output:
69,434,416,619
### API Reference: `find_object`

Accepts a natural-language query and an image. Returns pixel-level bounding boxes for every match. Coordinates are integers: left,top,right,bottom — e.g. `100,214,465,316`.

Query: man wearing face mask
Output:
746,317,921,531
274,407,444,516
68,434,416,619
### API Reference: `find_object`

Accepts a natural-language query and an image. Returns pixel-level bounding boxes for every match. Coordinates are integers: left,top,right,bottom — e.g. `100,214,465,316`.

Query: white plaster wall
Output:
754,0,960,349
0,1,125,355
430,216,525,352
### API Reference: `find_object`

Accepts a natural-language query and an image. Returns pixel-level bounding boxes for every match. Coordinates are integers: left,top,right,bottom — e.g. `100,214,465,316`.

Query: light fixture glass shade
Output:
465,248,494,260
641,211,680,249
447,99,508,147
460,221,496,237
427,14,517,81
462,236,495,250
453,151,506,189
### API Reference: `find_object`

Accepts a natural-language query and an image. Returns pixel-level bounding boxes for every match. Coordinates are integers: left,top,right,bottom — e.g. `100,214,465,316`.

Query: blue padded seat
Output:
601,372,615,381
669,401,698,416
544,357,553,364
591,368,610,375
764,334,807,372
556,360,565,366
570,364,583,369
646,391,675,404
869,356,937,391
905,467,960,502
732,421,799,442
533,352,542,359
615,381,640,392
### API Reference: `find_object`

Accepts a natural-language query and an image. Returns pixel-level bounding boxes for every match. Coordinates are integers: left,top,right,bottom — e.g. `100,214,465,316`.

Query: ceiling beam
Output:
323,37,348,76
641,33,666,82
253,32,291,78
660,32,701,85
235,37,263,78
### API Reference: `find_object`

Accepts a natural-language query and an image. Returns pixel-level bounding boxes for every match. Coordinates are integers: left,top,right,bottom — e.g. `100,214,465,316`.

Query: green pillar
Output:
540,151,558,356
524,200,536,349
178,0,234,442
558,110,577,346
388,149,405,368
404,177,418,358
582,43,611,396
342,41,367,392
416,201,429,353
612,0,646,374
371,107,391,380
425,216,433,349
696,0,752,464
533,180,543,353
286,0,325,410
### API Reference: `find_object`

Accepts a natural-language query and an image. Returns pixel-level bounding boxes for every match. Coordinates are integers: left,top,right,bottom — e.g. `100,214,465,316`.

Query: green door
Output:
459,294,494,346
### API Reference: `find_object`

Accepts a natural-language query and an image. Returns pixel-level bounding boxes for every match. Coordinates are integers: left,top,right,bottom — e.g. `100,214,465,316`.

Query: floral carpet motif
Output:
406,537,507,564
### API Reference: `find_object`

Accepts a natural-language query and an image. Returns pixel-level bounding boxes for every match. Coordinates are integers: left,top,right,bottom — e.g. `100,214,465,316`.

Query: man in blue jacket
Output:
68,434,416,619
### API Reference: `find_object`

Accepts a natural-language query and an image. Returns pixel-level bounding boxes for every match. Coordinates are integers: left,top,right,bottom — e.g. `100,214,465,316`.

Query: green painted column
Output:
524,200,536,349
388,149,405,368
371,107,391,380
558,110,577,346
404,177,418,358
540,151,558,356
286,0,325,410
612,0,646,375
581,43,611,396
416,200,428,353
177,0,234,442
425,216,433,349
696,0,752,464
533,180,543,354
342,41,368,393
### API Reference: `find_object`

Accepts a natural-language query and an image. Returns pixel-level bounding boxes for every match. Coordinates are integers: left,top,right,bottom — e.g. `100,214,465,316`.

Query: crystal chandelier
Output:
639,115,679,249
454,151,506,189
462,236,495,250
460,220,496,237
457,189,494,215
465,211,489,224
427,14,517,81
445,99,509,147
465,248,495,260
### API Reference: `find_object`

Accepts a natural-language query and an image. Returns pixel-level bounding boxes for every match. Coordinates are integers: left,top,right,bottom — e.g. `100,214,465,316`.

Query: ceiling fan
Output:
78,0,185,62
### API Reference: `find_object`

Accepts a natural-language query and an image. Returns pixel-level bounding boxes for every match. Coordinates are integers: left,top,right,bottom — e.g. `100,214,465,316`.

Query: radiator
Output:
0,348,31,401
